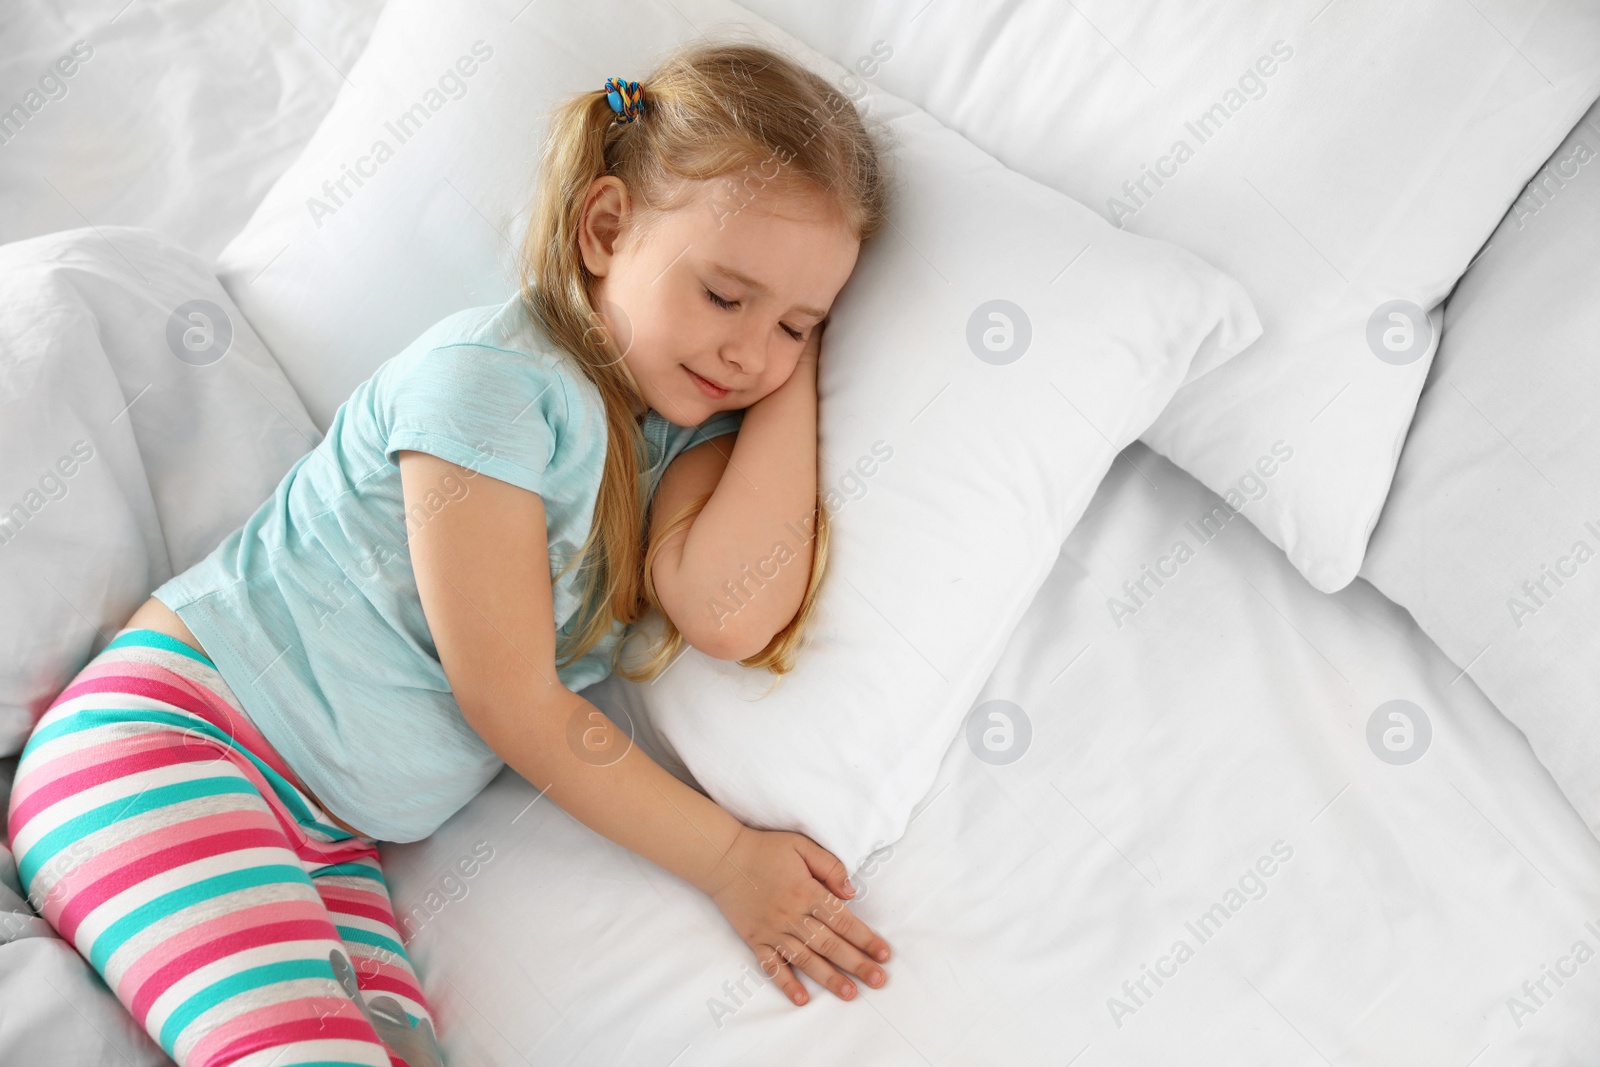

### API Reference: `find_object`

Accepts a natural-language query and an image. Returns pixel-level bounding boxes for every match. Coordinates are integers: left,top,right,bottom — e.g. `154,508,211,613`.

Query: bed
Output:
4,1,1600,1065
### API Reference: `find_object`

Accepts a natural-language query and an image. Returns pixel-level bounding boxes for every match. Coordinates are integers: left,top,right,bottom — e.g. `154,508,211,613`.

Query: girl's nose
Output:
720,322,769,380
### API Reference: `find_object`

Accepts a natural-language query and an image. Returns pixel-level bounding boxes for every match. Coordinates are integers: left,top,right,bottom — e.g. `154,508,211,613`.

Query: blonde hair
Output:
516,38,890,684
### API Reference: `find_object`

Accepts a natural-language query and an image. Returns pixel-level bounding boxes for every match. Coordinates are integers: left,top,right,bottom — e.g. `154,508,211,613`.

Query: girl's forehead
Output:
682,193,850,255
677,175,839,224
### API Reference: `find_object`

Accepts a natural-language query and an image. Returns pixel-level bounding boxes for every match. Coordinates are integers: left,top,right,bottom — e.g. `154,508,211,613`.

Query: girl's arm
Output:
650,330,822,660
397,448,890,1004
398,449,745,894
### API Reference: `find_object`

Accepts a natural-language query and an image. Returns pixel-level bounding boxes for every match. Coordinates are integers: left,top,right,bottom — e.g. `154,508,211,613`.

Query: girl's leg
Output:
6,629,436,1066
310,849,442,1066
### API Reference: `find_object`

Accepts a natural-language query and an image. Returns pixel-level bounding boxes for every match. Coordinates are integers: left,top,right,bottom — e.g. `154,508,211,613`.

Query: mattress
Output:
385,441,1600,1064
4,1,1600,1064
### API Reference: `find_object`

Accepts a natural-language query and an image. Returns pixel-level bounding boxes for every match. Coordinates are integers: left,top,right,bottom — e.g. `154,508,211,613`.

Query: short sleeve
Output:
682,407,744,453
384,344,566,495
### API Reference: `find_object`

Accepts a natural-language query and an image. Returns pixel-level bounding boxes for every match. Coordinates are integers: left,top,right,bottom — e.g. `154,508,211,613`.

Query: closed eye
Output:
705,288,805,342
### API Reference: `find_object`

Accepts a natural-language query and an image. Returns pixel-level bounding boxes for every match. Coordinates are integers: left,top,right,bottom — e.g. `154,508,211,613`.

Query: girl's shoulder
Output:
405,295,576,371
371,296,609,482
380,296,599,409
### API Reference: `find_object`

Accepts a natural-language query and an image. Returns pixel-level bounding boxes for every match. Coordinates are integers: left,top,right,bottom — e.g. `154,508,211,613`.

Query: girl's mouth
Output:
685,366,729,399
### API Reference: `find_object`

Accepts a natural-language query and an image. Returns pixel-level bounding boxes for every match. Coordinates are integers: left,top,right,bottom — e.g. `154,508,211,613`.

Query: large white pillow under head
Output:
738,0,1600,592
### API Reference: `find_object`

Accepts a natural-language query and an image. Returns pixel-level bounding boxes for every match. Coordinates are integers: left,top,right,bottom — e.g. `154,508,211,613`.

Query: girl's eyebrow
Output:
710,261,828,319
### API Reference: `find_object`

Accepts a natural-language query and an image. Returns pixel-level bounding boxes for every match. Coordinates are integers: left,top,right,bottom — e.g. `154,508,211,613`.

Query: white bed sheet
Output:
386,443,1600,1065
0,0,387,262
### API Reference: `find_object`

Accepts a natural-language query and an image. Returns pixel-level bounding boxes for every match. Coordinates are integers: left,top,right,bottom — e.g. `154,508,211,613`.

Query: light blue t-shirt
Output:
152,294,742,843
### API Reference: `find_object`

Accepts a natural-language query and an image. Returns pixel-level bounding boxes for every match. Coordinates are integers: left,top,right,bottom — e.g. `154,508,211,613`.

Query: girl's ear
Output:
578,176,631,276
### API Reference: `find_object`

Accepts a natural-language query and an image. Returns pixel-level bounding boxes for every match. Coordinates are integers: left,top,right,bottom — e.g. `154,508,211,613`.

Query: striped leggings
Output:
6,628,443,1066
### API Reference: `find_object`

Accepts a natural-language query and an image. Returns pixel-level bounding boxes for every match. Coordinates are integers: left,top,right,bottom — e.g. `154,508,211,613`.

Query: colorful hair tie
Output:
604,76,645,124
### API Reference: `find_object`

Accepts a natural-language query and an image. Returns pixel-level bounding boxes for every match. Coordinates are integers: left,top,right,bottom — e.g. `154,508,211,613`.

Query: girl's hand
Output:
747,323,818,414
796,318,825,369
708,825,891,1006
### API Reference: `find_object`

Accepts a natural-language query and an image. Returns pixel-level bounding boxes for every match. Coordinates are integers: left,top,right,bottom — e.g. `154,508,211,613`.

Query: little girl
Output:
7,40,893,1067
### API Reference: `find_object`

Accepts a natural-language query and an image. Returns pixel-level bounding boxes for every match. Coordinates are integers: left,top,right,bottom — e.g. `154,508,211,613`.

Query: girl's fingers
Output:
812,894,892,970
801,909,889,993
792,834,893,967
776,932,860,1002
794,834,856,903
758,943,808,1006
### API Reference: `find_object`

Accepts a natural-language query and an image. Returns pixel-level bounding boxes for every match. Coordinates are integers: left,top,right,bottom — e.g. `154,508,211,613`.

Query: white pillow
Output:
737,0,1600,592
1361,98,1600,839
0,227,320,756
213,0,1260,874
